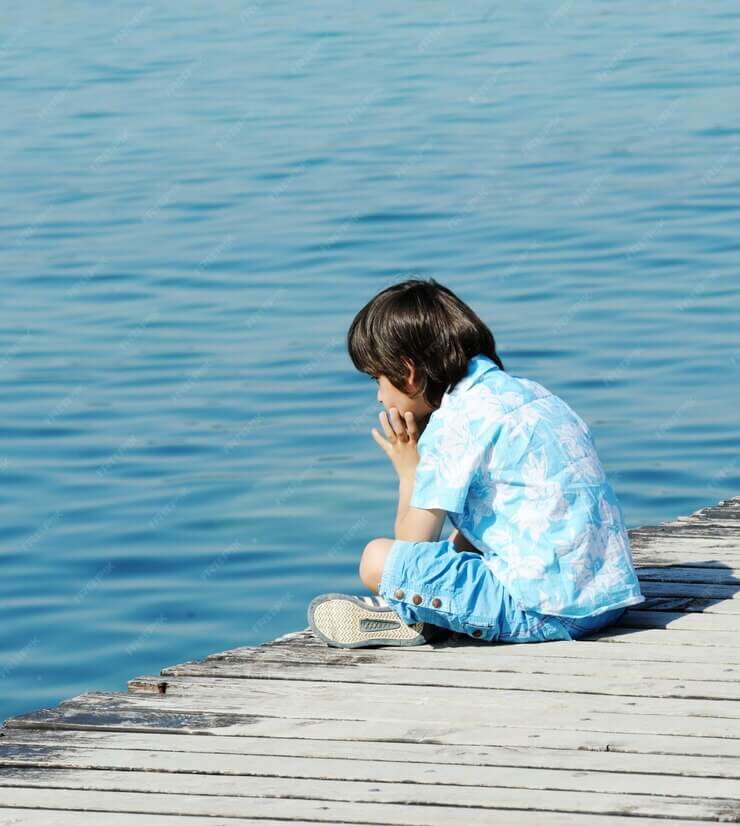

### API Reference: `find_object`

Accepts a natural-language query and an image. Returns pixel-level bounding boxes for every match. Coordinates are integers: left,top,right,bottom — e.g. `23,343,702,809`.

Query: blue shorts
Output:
377,537,628,643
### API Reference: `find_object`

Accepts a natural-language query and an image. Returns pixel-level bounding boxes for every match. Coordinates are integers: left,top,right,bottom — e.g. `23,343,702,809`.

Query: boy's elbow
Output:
393,518,414,542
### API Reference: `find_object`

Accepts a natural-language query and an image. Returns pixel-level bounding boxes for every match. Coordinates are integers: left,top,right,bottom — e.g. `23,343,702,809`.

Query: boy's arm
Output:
370,408,442,541
394,473,446,542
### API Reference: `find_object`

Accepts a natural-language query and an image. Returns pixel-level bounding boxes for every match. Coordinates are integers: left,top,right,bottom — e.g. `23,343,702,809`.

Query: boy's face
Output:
375,373,435,427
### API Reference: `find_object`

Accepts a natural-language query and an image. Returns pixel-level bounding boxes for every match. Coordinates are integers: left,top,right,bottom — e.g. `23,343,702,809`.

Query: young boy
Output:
308,278,645,648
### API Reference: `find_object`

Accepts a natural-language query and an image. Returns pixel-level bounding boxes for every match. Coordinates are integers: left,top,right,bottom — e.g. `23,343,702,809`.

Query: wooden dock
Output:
1,495,739,825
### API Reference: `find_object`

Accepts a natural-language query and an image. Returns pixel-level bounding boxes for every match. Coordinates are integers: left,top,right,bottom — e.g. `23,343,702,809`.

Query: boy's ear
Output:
401,357,417,393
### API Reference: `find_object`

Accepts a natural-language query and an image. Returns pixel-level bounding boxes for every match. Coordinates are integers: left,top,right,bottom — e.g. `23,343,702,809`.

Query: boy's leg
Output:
339,535,572,645
307,537,445,648
359,532,481,596
375,537,506,640
358,538,395,594
375,538,575,644
358,537,451,640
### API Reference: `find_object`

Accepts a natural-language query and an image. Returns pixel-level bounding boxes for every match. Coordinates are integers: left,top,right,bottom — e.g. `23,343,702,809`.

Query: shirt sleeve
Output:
410,405,487,514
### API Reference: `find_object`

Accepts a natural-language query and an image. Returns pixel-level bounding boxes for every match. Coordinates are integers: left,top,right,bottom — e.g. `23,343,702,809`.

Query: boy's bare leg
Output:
359,538,395,594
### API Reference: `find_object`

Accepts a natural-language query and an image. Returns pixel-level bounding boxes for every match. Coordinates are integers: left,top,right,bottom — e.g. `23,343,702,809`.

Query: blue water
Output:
1,3,739,722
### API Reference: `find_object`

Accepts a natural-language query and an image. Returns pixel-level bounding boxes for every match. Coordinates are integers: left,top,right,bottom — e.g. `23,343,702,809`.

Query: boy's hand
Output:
371,407,420,480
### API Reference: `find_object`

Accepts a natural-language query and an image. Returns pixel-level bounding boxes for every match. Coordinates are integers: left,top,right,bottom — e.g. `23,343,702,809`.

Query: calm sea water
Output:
1,2,739,722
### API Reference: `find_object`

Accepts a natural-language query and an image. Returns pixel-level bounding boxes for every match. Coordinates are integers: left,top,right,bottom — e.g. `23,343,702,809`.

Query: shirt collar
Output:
446,354,500,397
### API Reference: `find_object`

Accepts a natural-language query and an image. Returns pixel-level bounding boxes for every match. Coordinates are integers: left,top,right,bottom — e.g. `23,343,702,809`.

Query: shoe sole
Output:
307,592,435,648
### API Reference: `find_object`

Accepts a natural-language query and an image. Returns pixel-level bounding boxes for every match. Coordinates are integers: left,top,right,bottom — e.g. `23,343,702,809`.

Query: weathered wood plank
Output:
121,675,740,723
632,530,740,544
619,609,740,629
631,544,740,557
638,595,740,612
633,520,740,532
0,813,305,826
163,651,739,685
592,625,740,645
633,556,740,569
632,520,740,532
0,744,740,802
207,632,740,663
631,529,740,543
635,566,740,583
0,787,721,826
0,769,737,822
632,554,740,568
5,700,739,755
2,728,739,778
150,659,740,700
632,542,740,557
1,754,737,799
639,580,740,598
14,687,730,744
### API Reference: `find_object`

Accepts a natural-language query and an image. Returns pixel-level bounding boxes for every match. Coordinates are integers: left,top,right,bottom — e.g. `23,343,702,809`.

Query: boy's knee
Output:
359,538,393,592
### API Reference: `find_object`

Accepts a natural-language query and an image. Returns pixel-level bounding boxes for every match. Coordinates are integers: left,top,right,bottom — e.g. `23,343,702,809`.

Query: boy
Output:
308,278,644,648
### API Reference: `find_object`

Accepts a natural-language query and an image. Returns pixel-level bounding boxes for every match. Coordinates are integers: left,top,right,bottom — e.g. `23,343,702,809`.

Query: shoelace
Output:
356,594,391,609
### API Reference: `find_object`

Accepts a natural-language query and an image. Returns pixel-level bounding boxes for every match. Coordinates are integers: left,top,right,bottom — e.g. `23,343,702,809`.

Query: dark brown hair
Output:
347,277,505,409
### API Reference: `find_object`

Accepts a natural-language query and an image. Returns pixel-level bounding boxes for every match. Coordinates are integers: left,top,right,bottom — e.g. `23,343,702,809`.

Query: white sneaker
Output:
307,592,442,648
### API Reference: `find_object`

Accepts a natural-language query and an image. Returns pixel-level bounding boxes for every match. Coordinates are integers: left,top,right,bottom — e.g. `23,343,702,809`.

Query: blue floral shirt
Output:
409,354,645,618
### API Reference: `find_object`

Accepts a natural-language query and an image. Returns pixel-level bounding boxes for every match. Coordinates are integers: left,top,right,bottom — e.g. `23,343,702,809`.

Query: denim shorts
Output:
377,537,628,643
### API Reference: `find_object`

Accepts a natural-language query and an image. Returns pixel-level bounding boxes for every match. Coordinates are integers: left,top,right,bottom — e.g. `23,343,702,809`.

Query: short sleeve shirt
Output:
410,354,646,618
